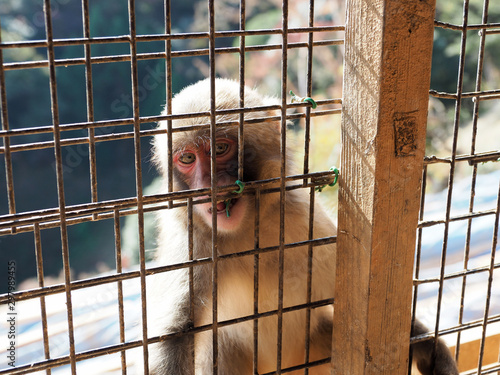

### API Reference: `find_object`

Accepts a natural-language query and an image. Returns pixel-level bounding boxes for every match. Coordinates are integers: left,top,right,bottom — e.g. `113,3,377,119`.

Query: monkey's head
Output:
154,78,286,233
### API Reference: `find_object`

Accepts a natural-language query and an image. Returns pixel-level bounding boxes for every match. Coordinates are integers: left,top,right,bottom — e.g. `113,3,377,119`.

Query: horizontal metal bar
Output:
149,297,334,344
0,169,339,233
461,362,500,375
260,357,332,375
0,259,335,310
423,150,500,166
413,261,500,285
0,100,341,142
2,39,344,71
429,88,500,100
434,20,500,31
0,26,345,49
0,109,341,154
410,313,500,344
417,208,497,228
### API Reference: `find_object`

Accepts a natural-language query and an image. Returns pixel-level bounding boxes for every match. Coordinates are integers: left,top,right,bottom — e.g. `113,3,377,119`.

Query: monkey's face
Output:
174,136,248,232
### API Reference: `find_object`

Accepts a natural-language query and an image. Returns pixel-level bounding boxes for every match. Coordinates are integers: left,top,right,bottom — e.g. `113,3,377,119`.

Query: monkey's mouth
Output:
200,194,246,231
208,197,239,217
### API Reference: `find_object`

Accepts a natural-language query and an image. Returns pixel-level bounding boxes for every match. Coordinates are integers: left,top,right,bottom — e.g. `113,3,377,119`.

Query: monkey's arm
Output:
146,269,195,375
411,320,459,375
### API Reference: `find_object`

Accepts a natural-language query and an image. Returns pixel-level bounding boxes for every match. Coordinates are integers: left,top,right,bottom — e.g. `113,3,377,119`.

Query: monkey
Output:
144,78,459,375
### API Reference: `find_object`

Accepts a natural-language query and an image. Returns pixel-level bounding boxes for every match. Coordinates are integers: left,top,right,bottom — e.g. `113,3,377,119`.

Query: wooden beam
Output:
332,0,436,373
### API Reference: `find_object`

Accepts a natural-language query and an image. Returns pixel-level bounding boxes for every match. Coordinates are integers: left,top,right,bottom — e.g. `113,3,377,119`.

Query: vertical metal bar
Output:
164,0,174,209
114,209,127,375
456,169,476,363
253,189,261,374
304,3,315,367
81,0,98,217
304,186,315,374
126,0,149,372
34,223,52,375
456,0,490,364
303,0,315,181
476,182,500,374
0,21,16,216
277,1,289,372
410,165,428,373
188,197,196,369
208,0,219,372
42,1,77,372
238,0,246,182
434,0,470,353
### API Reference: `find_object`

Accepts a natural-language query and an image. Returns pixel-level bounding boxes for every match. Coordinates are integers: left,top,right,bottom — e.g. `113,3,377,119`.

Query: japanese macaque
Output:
145,78,458,375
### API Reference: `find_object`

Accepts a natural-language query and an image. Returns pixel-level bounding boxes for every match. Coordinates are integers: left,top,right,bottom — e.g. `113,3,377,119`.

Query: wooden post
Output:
332,0,436,373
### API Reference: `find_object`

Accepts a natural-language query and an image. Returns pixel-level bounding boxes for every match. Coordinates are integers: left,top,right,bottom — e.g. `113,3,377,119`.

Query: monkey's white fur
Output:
140,78,458,375
145,78,336,374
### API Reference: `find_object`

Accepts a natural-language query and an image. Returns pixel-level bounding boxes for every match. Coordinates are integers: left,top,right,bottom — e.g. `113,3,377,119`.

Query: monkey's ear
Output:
263,98,283,135
265,115,292,135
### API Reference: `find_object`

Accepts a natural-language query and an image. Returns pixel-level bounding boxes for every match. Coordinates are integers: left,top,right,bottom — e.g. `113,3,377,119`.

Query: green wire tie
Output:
224,200,231,218
225,180,246,217
290,90,317,109
232,180,245,194
315,167,339,192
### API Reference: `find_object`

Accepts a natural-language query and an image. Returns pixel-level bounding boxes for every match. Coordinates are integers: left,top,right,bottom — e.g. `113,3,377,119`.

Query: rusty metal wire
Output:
113,209,127,375
1,35,343,73
277,1,290,373
42,0,78,372
0,104,341,154
7,0,499,373
0,0,342,374
0,30,15,216
33,222,51,375
411,0,500,373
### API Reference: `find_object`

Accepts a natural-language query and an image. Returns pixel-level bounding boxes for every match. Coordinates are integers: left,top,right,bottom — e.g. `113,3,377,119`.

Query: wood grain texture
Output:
332,0,436,373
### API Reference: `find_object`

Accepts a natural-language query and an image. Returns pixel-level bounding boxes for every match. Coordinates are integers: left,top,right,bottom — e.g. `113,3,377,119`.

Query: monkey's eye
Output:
178,152,196,164
214,142,229,156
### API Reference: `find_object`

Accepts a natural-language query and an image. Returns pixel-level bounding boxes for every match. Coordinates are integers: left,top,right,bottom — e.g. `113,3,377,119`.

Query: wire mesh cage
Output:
410,1,500,374
0,0,343,374
0,0,499,374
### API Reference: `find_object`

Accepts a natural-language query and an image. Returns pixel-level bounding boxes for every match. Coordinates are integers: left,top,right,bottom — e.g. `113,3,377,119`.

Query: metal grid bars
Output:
0,1,343,374
411,0,500,374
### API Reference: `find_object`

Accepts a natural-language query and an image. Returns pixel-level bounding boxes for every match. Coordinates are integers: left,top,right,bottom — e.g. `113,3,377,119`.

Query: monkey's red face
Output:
174,138,247,232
